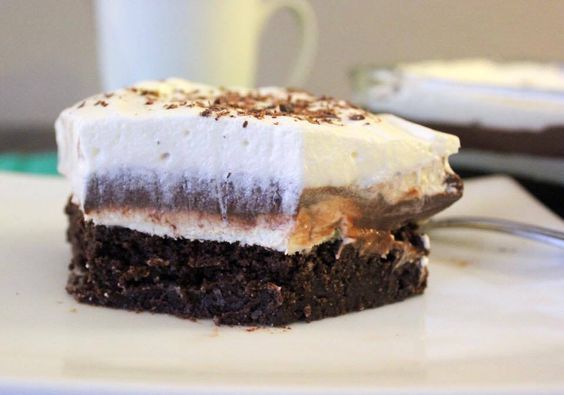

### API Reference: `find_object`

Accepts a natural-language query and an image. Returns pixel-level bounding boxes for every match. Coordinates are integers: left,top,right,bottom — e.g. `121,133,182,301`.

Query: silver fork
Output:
422,216,564,249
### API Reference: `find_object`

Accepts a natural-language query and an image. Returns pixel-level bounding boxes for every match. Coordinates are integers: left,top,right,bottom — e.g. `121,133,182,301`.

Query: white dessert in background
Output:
352,59,564,184
354,59,564,130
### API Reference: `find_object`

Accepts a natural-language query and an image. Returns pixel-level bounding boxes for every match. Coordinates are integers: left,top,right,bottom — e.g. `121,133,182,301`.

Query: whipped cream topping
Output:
56,78,460,252
354,59,564,131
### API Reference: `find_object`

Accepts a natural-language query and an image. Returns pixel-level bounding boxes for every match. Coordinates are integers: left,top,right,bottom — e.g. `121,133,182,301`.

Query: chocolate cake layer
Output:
422,123,564,158
65,202,428,326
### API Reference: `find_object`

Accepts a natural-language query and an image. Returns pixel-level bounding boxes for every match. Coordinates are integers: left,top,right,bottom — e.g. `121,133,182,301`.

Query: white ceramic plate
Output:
0,173,563,395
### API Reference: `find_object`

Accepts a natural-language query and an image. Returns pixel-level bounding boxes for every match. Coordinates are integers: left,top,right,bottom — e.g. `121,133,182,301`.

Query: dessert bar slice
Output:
56,79,462,325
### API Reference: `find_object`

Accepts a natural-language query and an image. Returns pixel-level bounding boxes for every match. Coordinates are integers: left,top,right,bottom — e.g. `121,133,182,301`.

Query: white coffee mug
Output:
95,0,318,90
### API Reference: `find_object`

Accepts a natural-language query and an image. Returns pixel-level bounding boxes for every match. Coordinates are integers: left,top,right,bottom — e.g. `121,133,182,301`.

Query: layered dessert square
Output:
56,79,462,325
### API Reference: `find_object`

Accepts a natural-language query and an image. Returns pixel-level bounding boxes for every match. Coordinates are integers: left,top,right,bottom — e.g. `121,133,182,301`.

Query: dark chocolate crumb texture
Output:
65,202,428,326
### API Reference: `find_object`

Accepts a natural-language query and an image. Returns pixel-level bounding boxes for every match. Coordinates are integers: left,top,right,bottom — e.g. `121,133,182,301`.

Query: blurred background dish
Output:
350,59,564,185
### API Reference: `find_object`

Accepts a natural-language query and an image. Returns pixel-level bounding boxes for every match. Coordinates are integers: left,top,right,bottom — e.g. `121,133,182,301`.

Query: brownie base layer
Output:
65,202,428,326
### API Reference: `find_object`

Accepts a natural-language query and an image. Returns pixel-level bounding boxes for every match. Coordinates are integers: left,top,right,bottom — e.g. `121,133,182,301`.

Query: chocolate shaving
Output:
140,89,159,97
349,114,365,121
278,103,294,113
94,100,108,107
122,82,373,125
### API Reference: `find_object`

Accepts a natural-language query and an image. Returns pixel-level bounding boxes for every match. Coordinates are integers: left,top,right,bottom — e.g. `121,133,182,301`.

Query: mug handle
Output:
260,0,318,87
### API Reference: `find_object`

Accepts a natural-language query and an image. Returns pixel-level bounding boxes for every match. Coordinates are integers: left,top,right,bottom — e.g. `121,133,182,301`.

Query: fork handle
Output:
423,216,564,249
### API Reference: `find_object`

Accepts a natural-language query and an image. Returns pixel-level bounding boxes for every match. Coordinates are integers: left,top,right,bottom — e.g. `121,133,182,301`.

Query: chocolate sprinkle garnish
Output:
94,100,108,107
140,89,159,97
349,114,365,121
278,103,294,113
123,82,375,126
243,120,249,128
77,101,85,109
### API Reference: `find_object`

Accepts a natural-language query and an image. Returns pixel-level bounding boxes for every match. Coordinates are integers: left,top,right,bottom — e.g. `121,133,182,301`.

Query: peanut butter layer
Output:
288,174,462,253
